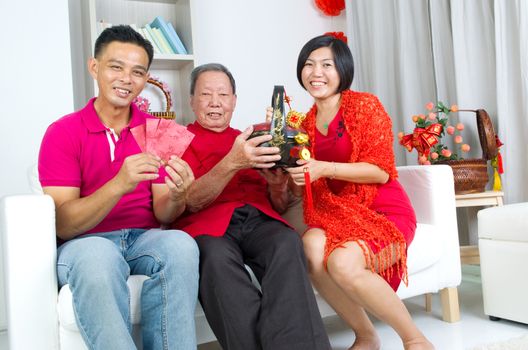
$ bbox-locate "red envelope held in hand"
[131,118,194,162]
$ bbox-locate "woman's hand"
[286,159,332,186]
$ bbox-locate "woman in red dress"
[286,34,434,350]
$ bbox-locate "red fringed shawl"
[302,90,408,286]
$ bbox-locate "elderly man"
[172,63,330,350]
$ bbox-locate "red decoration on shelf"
[315,0,345,16]
[324,31,348,44]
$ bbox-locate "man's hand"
[227,126,282,170]
[259,167,290,213]
[164,155,195,201]
[259,168,289,193]
[113,153,162,194]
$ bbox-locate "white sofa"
[478,202,528,324]
[0,165,461,349]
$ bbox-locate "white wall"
[191,0,345,130]
[0,0,73,331]
[0,1,74,197]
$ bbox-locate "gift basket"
[249,85,311,167]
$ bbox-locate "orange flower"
[412,115,419,123]
[426,102,434,111]
[430,152,439,160]
[456,123,464,131]
[461,144,471,152]
[454,135,463,144]
[441,149,452,157]
[450,105,458,112]
[446,125,455,135]
[397,131,404,140]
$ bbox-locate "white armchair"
[0,164,461,349]
[478,202,528,324]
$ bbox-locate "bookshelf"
[82,0,196,125]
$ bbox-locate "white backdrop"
[0,0,74,331]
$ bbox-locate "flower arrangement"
[398,101,472,165]
[133,95,151,113]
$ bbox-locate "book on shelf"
[136,26,161,54]
[152,27,176,54]
[150,16,188,55]
[144,24,167,54]
[138,27,161,54]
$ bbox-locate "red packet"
[130,124,146,152]
[145,118,194,161]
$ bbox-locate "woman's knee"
[302,231,326,276]
[326,246,366,290]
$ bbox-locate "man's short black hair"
[94,25,154,69]
[296,35,354,93]
[190,63,236,95]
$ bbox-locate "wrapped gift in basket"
[248,85,311,167]
[399,102,503,194]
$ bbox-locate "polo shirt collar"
[81,97,147,132]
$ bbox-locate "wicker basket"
[438,109,497,194]
[147,78,176,120]
[439,159,488,194]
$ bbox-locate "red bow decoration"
[400,124,443,157]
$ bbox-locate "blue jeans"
[57,229,199,350]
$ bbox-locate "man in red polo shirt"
[38,25,199,349]
[173,63,330,350]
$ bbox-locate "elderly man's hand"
[259,168,289,193]
[228,126,282,169]
[164,155,195,201]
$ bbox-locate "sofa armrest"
[397,165,461,288]
[1,194,60,350]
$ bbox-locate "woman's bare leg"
[303,229,380,350]
[326,241,434,350]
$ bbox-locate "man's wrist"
[268,182,288,193]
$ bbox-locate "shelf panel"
[151,54,194,69]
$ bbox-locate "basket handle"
[147,78,172,113]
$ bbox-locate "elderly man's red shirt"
[172,122,288,237]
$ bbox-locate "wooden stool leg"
[425,293,432,312]
[440,287,460,322]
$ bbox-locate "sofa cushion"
[478,202,528,241]
[407,223,442,275]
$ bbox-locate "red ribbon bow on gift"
[400,123,443,157]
